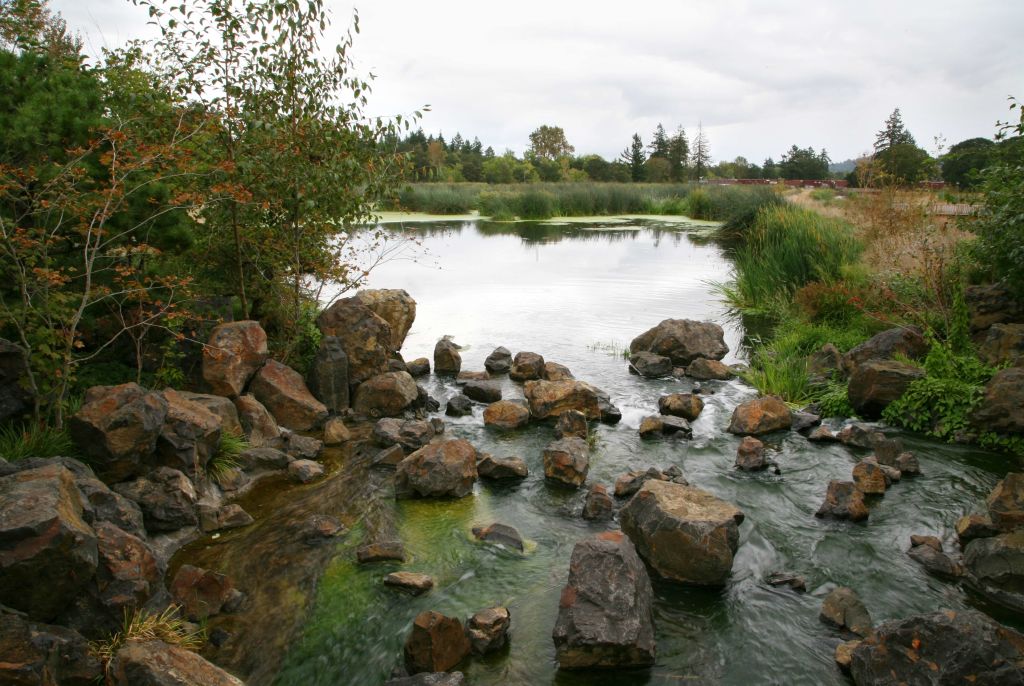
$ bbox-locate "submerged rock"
[386,673,465,686]
[201,320,269,397]
[472,522,524,552]
[384,572,434,596]
[628,351,672,378]
[467,606,511,655]
[908,541,964,580]
[815,481,869,522]
[619,480,745,586]
[287,459,324,483]
[629,318,728,366]
[766,572,807,593]
[552,531,656,669]
[820,586,873,637]
[395,439,478,499]
[357,541,406,564]
[170,564,238,621]
[543,437,589,488]
[404,611,470,674]
[849,609,1024,685]
[727,396,792,435]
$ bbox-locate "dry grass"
[91,605,205,671]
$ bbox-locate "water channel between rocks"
[175,217,1020,686]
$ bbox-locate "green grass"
[0,421,76,461]
[207,430,248,485]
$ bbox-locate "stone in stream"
[766,572,807,593]
[963,531,1024,613]
[658,393,704,421]
[113,467,198,533]
[815,481,869,522]
[484,346,513,374]
[307,336,350,413]
[685,357,733,380]
[628,351,673,378]
[108,639,245,686]
[909,534,942,551]
[201,320,269,397]
[323,416,351,445]
[554,410,589,439]
[374,418,436,453]
[301,514,345,544]
[287,459,324,483]
[619,480,745,586]
[404,611,471,674]
[849,609,1024,685]
[543,437,590,488]
[552,531,656,669]
[614,468,667,498]
[543,361,574,381]
[352,371,419,418]
[834,639,860,673]
[986,472,1024,531]
[482,400,530,430]
[629,318,729,366]
[68,382,168,483]
[445,395,473,417]
[807,425,839,443]
[835,422,884,449]
[433,337,462,375]
[386,673,465,686]
[852,459,888,495]
[895,451,921,476]
[638,415,664,439]
[284,433,323,460]
[819,587,873,637]
[198,503,254,533]
[472,522,524,552]
[582,484,614,521]
[170,564,239,621]
[467,606,511,655]
[394,439,478,499]
[727,396,792,435]
[373,445,407,469]
[908,541,964,580]
[456,371,490,385]
[956,513,999,545]
[509,351,545,382]
[384,572,434,596]
[250,359,328,431]
[735,436,768,471]
[357,541,406,564]
[790,410,820,433]
[476,454,528,480]
[406,357,431,377]
[0,463,98,622]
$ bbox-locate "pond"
[182,217,1020,686]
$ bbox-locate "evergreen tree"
[691,123,710,180]
[620,133,646,182]
[667,126,689,181]
[648,123,669,159]
[874,107,916,152]
[762,157,778,179]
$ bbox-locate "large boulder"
[508,351,545,382]
[816,481,869,521]
[0,338,31,423]
[544,361,575,381]
[972,367,1024,435]
[524,379,603,420]
[987,473,1024,530]
[964,531,1024,612]
[543,437,589,488]
[482,400,530,430]
[0,464,97,621]
[659,393,704,421]
[629,319,728,366]
[555,410,589,439]
[355,289,416,351]
[353,371,419,418]
[395,439,477,499]
[463,380,501,403]
[156,389,222,479]
[108,639,244,686]
[686,357,733,381]
[727,396,792,435]
[842,325,928,373]
[307,336,350,413]
[979,323,1024,368]
[847,360,925,419]
[373,418,436,453]
[628,352,672,378]
[232,394,281,448]
[484,346,512,374]
[317,296,393,386]
[552,531,656,669]
[176,392,242,436]
[69,383,168,483]
[250,359,328,431]
[967,283,1024,333]
[467,606,511,655]
[849,609,1024,685]
[112,467,197,533]
[0,612,102,685]
[201,320,269,397]
[404,611,471,674]
[433,338,462,375]
[89,522,160,629]
[619,480,744,586]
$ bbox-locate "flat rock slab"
[384,572,434,595]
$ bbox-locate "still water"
[198,218,1019,685]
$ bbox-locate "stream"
[175,217,1020,686]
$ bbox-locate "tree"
[667,126,688,181]
[581,154,611,181]
[691,123,710,180]
[779,145,829,180]
[643,156,670,182]
[648,123,669,159]
[527,125,573,160]
[874,107,916,152]
[942,137,996,189]
[762,157,778,179]
[875,143,934,185]
[620,133,646,182]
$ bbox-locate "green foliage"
[515,189,557,220]
[779,145,830,180]
[686,188,713,219]
[739,348,812,404]
[289,300,324,377]
[728,206,862,309]
[942,137,996,189]
[0,420,75,461]
[713,186,784,237]
[91,605,205,674]
[620,133,646,182]
[207,430,247,485]
[815,379,856,418]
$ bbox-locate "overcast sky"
[52,0,1024,164]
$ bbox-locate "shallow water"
[188,217,1020,685]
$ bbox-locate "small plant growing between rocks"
[207,431,248,485]
[90,605,206,675]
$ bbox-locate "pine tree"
[691,123,710,180]
[648,123,669,159]
[874,108,916,152]
[620,133,646,182]
[667,126,689,181]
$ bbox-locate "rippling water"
[210,218,1018,686]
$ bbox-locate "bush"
[91,606,205,675]
[0,421,76,461]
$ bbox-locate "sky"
[52,0,1024,165]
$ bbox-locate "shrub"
[0,421,76,461]
[207,430,248,485]
[91,606,205,674]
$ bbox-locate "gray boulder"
[434,338,462,375]
[112,467,197,533]
[629,318,728,366]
